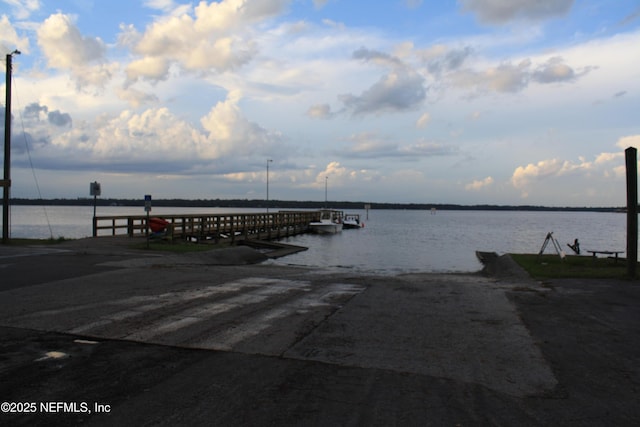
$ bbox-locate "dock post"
[625,147,637,278]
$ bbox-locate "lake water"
[3,206,628,274]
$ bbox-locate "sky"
[1,0,639,207]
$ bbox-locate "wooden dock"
[93,211,320,243]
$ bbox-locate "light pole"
[266,159,273,213]
[324,176,328,208]
[2,49,20,244]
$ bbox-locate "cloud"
[22,102,71,128]
[508,140,638,198]
[465,176,494,190]
[36,13,114,89]
[125,56,171,84]
[510,159,559,199]
[143,0,176,12]
[11,92,288,175]
[594,151,622,166]
[615,135,640,150]
[352,47,403,67]
[448,56,591,94]
[460,0,574,25]
[2,0,41,19]
[47,110,72,127]
[339,48,426,115]
[342,133,457,159]
[531,57,579,84]
[116,86,160,108]
[451,59,531,93]
[69,92,285,169]
[342,135,399,158]
[311,161,375,188]
[2,103,71,155]
[200,91,285,159]
[420,45,473,75]
[306,103,334,119]
[125,0,289,84]
[0,15,30,54]
[76,108,203,167]
[416,112,430,128]
[117,23,141,49]
[37,13,105,68]
[406,141,458,157]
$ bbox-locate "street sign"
[90,181,101,196]
[144,194,152,212]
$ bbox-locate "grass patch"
[510,253,634,280]
[6,237,72,245]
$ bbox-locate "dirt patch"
[476,251,533,281]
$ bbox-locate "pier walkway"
[92,210,320,242]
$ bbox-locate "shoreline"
[9,197,626,212]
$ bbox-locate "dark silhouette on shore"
[8,198,626,213]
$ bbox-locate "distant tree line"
[8,198,626,212]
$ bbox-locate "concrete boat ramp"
[0,238,638,425]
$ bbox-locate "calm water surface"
[273,209,626,274]
[5,206,627,274]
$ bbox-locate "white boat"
[343,213,363,229]
[309,209,343,234]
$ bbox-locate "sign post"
[90,182,101,236]
[144,195,152,248]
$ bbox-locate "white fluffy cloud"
[36,13,114,88]
[0,14,29,54]
[511,158,593,191]
[616,135,640,150]
[199,91,285,159]
[311,161,374,189]
[466,176,494,191]
[37,14,105,68]
[14,91,287,174]
[124,0,289,84]
[509,135,640,199]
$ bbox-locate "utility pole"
[324,176,328,208]
[266,159,272,213]
[625,147,637,278]
[2,50,20,244]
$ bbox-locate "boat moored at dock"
[343,213,363,229]
[309,209,343,234]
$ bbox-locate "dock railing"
[93,211,320,242]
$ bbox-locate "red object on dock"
[149,217,169,232]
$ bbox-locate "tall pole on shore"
[3,50,20,244]
[266,159,272,213]
[324,176,328,208]
[625,147,637,278]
